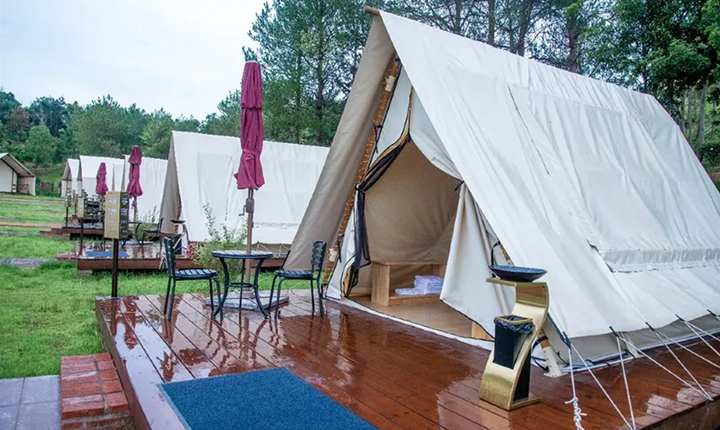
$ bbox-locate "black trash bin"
[493,315,534,368]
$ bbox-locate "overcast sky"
[0,0,266,119]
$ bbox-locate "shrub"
[700,141,720,166]
[192,204,247,280]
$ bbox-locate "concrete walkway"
[0,375,60,430]
[0,222,58,229]
[0,258,53,269]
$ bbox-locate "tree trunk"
[453,0,462,34]
[685,89,694,142]
[315,4,325,145]
[295,50,302,144]
[695,80,709,154]
[515,0,534,56]
[567,24,580,73]
[488,0,495,46]
[711,100,717,139]
[681,90,689,134]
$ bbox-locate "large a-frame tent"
[121,155,167,221]
[61,159,80,197]
[286,11,720,361]
[78,155,125,198]
[160,131,329,249]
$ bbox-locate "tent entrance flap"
[346,90,414,296]
[344,140,460,298]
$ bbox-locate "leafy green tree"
[387,0,485,40]
[0,90,22,125]
[3,107,31,142]
[27,97,68,137]
[200,90,242,137]
[68,96,145,157]
[531,0,612,74]
[25,125,56,167]
[142,110,199,158]
[246,0,373,146]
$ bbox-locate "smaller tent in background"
[159,131,329,251]
[78,156,125,198]
[122,154,167,221]
[0,153,35,195]
[61,159,80,197]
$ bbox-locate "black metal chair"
[162,237,222,321]
[138,217,163,244]
[270,240,327,317]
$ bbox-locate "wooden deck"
[96,290,720,430]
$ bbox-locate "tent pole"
[322,55,402,293]
[363,5,380,16]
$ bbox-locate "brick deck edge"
[60,353,133,430]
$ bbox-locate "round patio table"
[211,250,274,318]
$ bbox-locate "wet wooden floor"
[96,290,720,430]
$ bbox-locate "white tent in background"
[61,159,80,197]
[0,153,35,195]
[122,155,167,221]
[78,155,125,198]
[160,131,329,250]
[286,11,720,362]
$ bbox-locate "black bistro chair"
[162,237,222,321]
[137,217,163,244]
[270,240,327,317]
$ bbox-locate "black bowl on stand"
[489,265,547,283]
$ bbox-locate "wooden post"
[111,238,119,297]
[79,218,84,257]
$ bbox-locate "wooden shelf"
[371,260,446,306]
[386,293,440,307]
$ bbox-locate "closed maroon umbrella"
[234,61,264,256]
[126,146,143,220]
[96,163,108,196]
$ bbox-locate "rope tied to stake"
[564,332,636,430]
[563,337,586,430]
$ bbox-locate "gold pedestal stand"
[479,278,549,410]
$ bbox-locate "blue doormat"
[84,251,129,258]
[159,368,377,430]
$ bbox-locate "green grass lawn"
[0,192,309,379]
[0,194,66,226]
[0,235,74,258]
[0,261,306,379]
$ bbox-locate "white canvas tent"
[160,131,329,249]
[61,159,80,197]
[286,11,720,362]
[0,153,35,195]
[122,155,167,221]
[78,156,125,198]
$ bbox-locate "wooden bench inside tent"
[370,260,446,306]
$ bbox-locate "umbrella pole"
[245,189,254,283]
